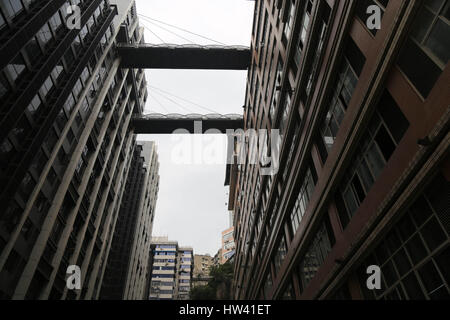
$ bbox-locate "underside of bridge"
[117,44,251,70]
[132,114,244,134]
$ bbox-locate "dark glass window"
[356,173,450,300]
[398,0,449,97]
[5,53,26,83]
[318,37,365,161]
[335,91,409,228]
[273,235,287,275]
[298,215,335,292]
[1,0,24,20]
[290,165,316,233]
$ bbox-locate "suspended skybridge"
[131,113,244,134]
[117,44,251,70]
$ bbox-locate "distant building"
[221,227,235,264]
[213,248,222,267]
[177,246,194,300]
[193,254,213,278]
[100,141,159,300]
[148,237,193,300]
[192,254,213,288]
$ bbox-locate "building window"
[411,0,450,64]
[0,200,22,233]
[398,0,449,98]
[290,165,317,234]
[0,0,24,20]
[298,216,335,292]
[357,173,449,300]
[274,235,287,275]
[294,0,314,66]
[39,76,54,101]
[279,92,291,135]
[223,231,233,241]
[0,72,10,100]
[283,0,296,44]
[37,23,53,48]
[335,91,409,229]
[319,60,358,151]
[51,64,64,84]
[259,11,268,65]
[254,2,264,46]
[11,116,31,144]
[317,37,366,161]
[0,9,5,30]
[303,3,331,97]
[282,119,300,182]
[300,0,313,45]
[263,271,273,299]
[49,11,63,33]
[281,282,295,299]
[269,59,284,122]
[0,138,14,173]
[5,53,26,83]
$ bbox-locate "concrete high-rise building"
[177,246,194,300]
[193,254,213,278]
[148,237,178,300]
[192,254,213,288]
[0,0,149,299]
[221,227,235,264]
[100,141,159,300]
[228,0,449,300]
[213,248,222,267]
[148,237,194,300]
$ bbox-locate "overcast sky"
[134,0,254,255]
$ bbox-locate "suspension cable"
[139,16,195,44]
[148,93,170,113]
[141,24,166,44]
[149,88,195,114]
[148,85,219,114]
[138,13,226,45]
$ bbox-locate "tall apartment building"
[192,254,213,288]
[100,141,159,300]
[221,227,236,264]
[213,248,222,267]
[0,0,149,299]
[148,237,194,300]
[193,254,213,278]
[229,0,449,300]
[177,246,193,300]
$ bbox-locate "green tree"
[189,285,216,300]
[190,261,234,300]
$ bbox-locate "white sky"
[135,0,254,255]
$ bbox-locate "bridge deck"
[132,114,244,134]
[117,44,251,70]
